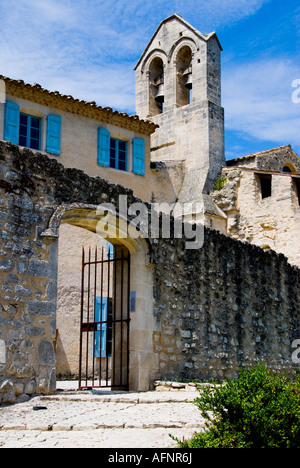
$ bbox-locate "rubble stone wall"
[151,230,300,383]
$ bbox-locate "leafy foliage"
[212,176,227,191]
[176,364,300,448]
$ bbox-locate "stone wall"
[0,144,58,402]
[0,141,299,402]
[151,230,300,382]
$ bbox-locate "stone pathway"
[0,386,205,448]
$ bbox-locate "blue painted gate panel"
[94,297,108,358]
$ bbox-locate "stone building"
[135,14,225,209]
[211,145,300,267]
[0,14,299,403]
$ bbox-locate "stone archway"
[44,203,157,392]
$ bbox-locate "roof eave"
[1,75,158,136]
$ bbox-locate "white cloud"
[21,0,77,24]
[2,0,298,156]
[223,59,300,149]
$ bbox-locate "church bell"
[185,72,192,90]
[155,83,165,103]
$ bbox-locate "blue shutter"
[4,101,20,144]
[94,297,108,358]
[132,138,145,175]
[46,114,61,155]
[107,241,114,259]
[98,127,110,167]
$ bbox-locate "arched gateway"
[43,203,156,392]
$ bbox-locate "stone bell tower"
[135,14,225,208]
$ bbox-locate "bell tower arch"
[135,14,225,203]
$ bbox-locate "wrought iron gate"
[78,245,130,390]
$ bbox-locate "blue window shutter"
[4,101,20,144]
[132,138,145,175]
[98,127,110,166]
[46,114,61,155]
[107,241,114,259]
[94,297,108,358]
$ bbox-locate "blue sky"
[0,0,299,160]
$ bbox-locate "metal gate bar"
[78,245,130,390]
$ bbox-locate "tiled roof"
[0,75,158,135]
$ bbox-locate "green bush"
[176,364,300,448]
[213,176,227,191]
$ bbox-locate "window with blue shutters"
[4,102,62,156]
[132,138,145,175]
[4,102,41,150]
[98,127,127,172]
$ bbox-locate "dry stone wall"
[151,231,300,382]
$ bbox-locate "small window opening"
[283,164,296,173]
[259,174,272,199]
[294,178,300,206]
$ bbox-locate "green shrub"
[213,176,227,191]
[176,364,300,448]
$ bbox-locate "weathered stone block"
[28,260,53,278]
[38,341,56,366]
[24,379,37,395]
[27,300,56,317]
[0,378,13,393]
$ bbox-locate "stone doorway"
[54,205,157,392]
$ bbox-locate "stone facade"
[0,74,184,207]
[0,141,157,401]
[0,144,58,402]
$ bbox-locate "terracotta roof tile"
[0,75,158,135]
